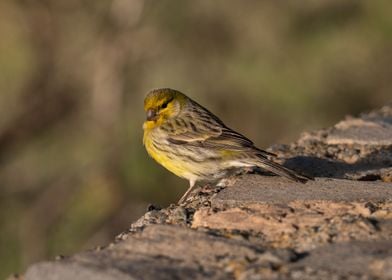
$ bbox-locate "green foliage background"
[0,0,391,278]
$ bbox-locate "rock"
[25,262,135,280]
[326,106,392,146]
[210,176,392,206]
[23,106,392,280]
[192,176,392,250]
[290,241,392,279]
[277,106,392,182]
[25,225,299,280]
[297,105,392,146]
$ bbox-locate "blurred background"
[0,0,391,278]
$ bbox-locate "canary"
[143,88,309,203]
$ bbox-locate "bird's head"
[143,88,187,129]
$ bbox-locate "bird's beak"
[146,108,157,121]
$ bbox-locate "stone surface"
[192,176,392,251]
[326,106,392,146]
[23,106,392,280]
[211,176,392,206]
[291,241,392,278]
[25,225,299,280]
[296,105,392,146]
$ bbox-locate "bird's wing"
[204,128,276,158]
[163,113,275,157]
[162,113,223,143]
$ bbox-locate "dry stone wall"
[24,106,392,280]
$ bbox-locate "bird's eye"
[160,97,173,110]
[161,102,169,109]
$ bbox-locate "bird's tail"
[251,155,311,183]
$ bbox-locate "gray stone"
[25,225,297,280]
[22,106,392,280]
[25,262,136,280]
[298,105,392,146]
[326,117,392,145]
[192,175,392,251]
[292,241,392,279]
[211,175,392,207]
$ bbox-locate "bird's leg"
[178,179,197,204]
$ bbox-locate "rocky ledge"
[24,106,392,280]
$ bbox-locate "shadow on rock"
[283,147,392,180]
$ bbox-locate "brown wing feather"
[163,105,275,158]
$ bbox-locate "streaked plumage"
[143,88,309,203]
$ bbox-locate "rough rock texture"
[193,177,392,251]
[24,106,392,280]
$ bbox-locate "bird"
[143,88,310,203]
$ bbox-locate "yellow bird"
[143,88,309,203]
